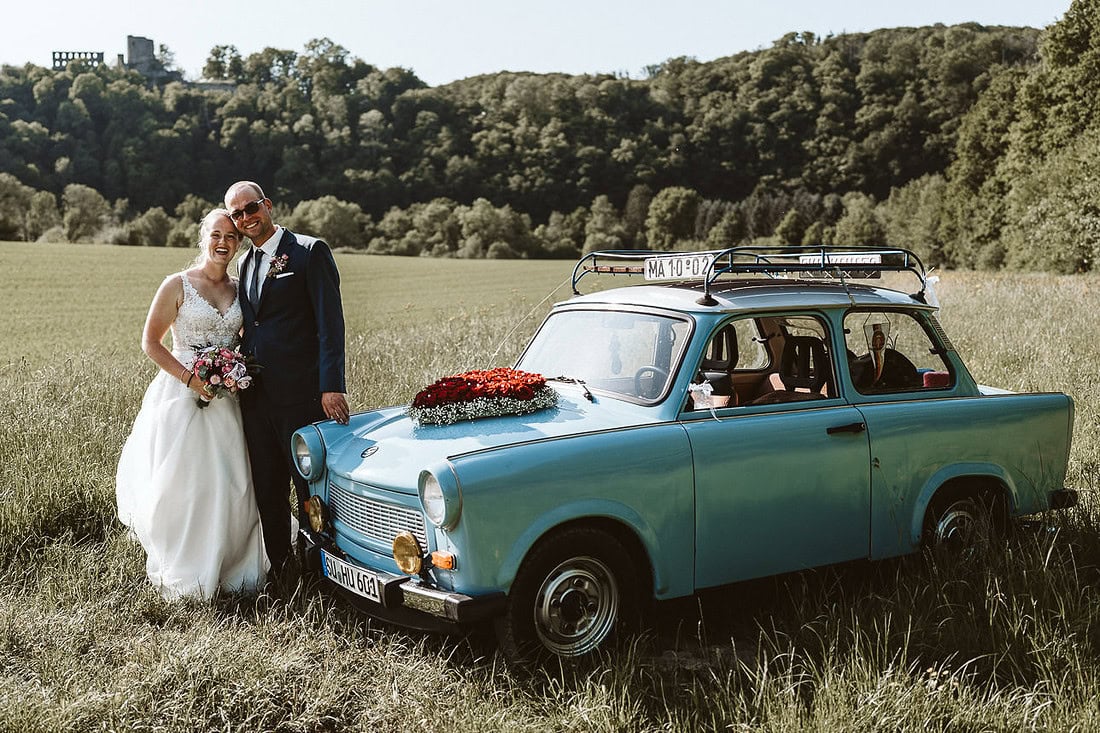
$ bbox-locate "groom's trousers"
[240,395,326,573]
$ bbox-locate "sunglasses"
[229,197,266,221]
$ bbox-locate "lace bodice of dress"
[171,274,243,363]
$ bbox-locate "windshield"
[517,309,691,402]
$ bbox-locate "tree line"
[0,2,1098,272]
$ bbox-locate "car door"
[683,315,872,589]
[839,308,964,559]
[686,404,871,587]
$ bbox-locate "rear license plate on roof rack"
[798,253,882,279]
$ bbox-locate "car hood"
[314,387,657,494]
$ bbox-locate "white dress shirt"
[246,226,284,304]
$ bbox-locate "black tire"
[923,494,998,558]
[495,527,641,664]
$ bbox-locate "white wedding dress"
[116,274,269,600]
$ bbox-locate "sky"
[8,1,1075,88]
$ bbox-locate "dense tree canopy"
[937,0,1100,272]
[0,8,1095,271]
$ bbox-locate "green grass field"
[2,242,1099,731]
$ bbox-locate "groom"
[226,181,349,575]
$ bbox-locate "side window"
[690,315,836,410]
[747,315,836,404]
[782,315,829,342]
[843,310,954,394]
[689,319,767,410]
[733,320,769,371]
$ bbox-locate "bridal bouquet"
[407,367,557,426]
[191,345,260,408]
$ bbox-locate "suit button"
[254,321,260,326]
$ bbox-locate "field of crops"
[1,242,1098,731]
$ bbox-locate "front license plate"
[321,549,382,603]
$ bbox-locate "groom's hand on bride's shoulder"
[322,392,349,425]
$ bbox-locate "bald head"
[224,181,276,246]
[224,181,265,207]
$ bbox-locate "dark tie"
[249,249,264,311]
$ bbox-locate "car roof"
[563,278,929,315]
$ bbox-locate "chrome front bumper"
[299,528,506,630]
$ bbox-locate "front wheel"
[495,527,640,664]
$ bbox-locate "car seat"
[751,336,830,404]
[698,325,738,400]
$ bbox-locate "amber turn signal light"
[430,551,455,570]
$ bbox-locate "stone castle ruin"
[51,51,105,69]
[52,35,180,83]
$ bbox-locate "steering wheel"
[634,365,669,399]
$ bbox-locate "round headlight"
[392,531,422,575]
[292,430,324,481]
[418,467,462,529]
[419,473,446,526]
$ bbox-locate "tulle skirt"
[116,370,269,600]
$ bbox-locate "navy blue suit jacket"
[238,229,346,407]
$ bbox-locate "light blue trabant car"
[292,246,1077,662]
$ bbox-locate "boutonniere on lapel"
[266,254,290,279]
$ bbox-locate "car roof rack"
[572,245,929,305]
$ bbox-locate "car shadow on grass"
[205,520,1075,677]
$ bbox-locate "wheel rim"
[933,500,982,552]
[532,556,619,657]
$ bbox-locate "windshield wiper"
[549,375,595,402]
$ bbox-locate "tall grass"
[1,243,1098,730]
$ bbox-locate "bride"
[116,208,269,599]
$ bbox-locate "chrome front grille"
[328,482,428,548]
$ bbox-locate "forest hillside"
[1,1,1098,271]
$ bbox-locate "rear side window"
[843,310,953,394]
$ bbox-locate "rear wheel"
[924,493,1000,558]
[496,527,640,664]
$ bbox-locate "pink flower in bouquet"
[190,345,262,408]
